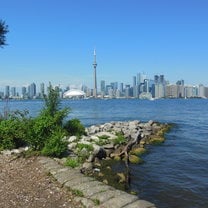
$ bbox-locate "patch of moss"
[129,155,143,164]
[149,136,165,145]
[130,147,146,156]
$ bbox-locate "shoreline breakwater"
[66,120,171,193]
[1,119,171,207]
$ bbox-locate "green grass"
[64,157,80,168]
[76,143,94,152]
[71,189,84,197]
[113,133,126,145]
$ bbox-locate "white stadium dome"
[63,89,85,99]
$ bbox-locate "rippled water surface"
[1,98,208,208]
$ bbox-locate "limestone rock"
[68,136,77,143]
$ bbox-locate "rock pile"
[66,120,171,174]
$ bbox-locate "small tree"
[0,20,8,47]
[27,83,70,151]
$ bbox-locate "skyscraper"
[40,83,45,98]
[93,49,97,97]
[28,83,36,99]
[5,85,9,98]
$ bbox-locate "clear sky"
[1,0,208,90]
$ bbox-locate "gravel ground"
[0,154,83,208]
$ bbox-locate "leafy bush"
[0,83,86,159]
[26,83,69,151]
[41,128,68,157]
[0,110,32,150]
[64,118,85,136]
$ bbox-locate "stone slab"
[90,189,124,204]
[64,175,94,187]
[54,169,80,185]
[101,192,138,208]
[123,200,156,208]
[74,197,95,208]
[70,180,111,197]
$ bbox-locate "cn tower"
[93,49,97,97]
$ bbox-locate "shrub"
[64,118,85,137]
[41,128,68,157]
[26,83,69,151]
[0,110,32,150]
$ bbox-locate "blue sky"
[0,0,208,90]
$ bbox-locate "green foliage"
[29,109,68,150]
[71,189,84,197]
[75,143,94,162]
[65,157,80,168]
[0,84,86,159]
[113,132,126,145]
[26,83,69,151]
[0,20,9,47]
[64,118,85,137]
[76,143,94,152]
[93,199,100,206]
[0,110,32,150]
[42,83,61,117]
[41,128,67,157]
[96,135,110,146]
[98,135,109,140]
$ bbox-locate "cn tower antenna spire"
[93,48,97,98]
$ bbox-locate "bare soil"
[0,154,83,208]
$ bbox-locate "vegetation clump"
[0,83,85,158]
[65,157,80,168]
[113,132,126,145]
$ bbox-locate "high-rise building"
[40,83,45,98]
[137,72,147,94]
[100,80,105,92]
[5,85,9,98]
[154,75,159,84]
[22,86,27,98]
[159,75,165,84]
[11,87,16,97]
[93,49,97,97]
[166,85,178,98]
[28,83,36,99]
[198,84,205,98]
[120,83,124,93]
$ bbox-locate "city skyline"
[1,0,208,88]
[1,71,208,100]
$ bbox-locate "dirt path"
[0,154,83,208]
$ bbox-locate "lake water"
[1,98,208,208]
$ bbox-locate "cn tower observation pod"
[63,89,86,99]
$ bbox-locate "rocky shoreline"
[65,120,171,191]
[1,120,171,207]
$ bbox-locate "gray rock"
[148,120,154,126]
[68,136,77,143]
[103,143,115,149]
[90,135,99,143]
[92,144,106,159]
[82,162,93,171]
[67,142,76,150]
